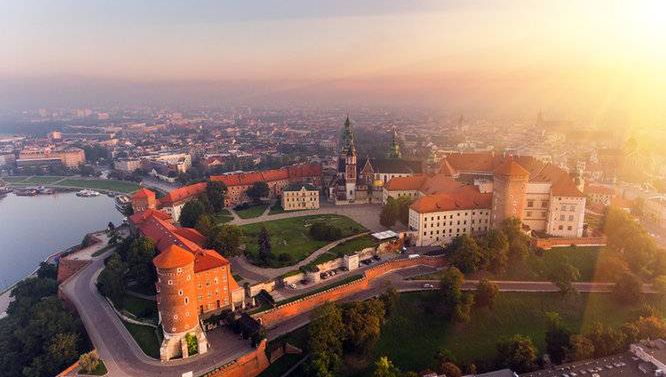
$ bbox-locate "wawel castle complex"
[128,117,587,360]
[334,117,587,246]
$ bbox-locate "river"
[0,192,124,290]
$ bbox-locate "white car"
[288,283,297,289]
[423,283,434,289]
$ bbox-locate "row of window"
[424,211,489,221]
[527,200,549,208]
[423,218,489,228]
[423,225,489,237]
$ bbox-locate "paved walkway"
[229,232,371,282]
[228,202,387,232]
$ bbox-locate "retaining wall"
[533,235,607,250]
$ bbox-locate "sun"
[621,0,666,45]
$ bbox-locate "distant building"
[645,197,666,230]
[585,184,616,207]
[282,183,319,211]
[211,163,321,207]
[17,147,85,168]
[114,158,142,172]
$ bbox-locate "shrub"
[185,333,198,355]
[79,351,100,374]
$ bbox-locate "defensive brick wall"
[256,256,446,326]
[532,235,607,250]
[203,339,270,377]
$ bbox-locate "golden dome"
[373,179,384,187]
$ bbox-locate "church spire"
[341,115,356,156]
[387,127,401,159]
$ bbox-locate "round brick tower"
[153,244,198,335]
[492,158,530,228]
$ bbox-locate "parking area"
[522,353,648,377]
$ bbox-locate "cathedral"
[331,116,423,204]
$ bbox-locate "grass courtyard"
[241,215,367,267]
[346,291,666,376]
[235,203,269,219]
[415,246,605,282]
[57,178,140,193]
[121,295,158,322]
[122,321,161,359]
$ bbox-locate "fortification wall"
[256,256,446,326]
[203,339,270,377]
[533,236,607,250]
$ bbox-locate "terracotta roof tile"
[210,163,321,187]
[494,159,530,177]
[410,186,492,213]
[132,188,156,200]
[193,249,229,273]
[158,182,207,206]
[153,244,195,269]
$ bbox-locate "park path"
[228,202,386,232]
[229,232,371,282]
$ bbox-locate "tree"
[98,253,126,303]
[310,222,343,241]
[185,332,198,355]
[613,271,642,304]
[545,312,572,364]
[380,285,399,317]
[373,356,402,377]
[308,302,345,377]
[195,214,214,238]
[439,362,462,377]
[566,335,595,361]
[179,199,206,228]
[500,218,530,261]
[247,181,269,203]
[258,226,272,264]
[482,229,509,274]
[438,267,474,322]
[396,196,412,225]
[475,279,499,309]
[126,237,156,286]
[206,181,228,212]
[449,235,484,273]
[496,335,538,373]
[380,197,399,227]
[208,224,244,257]
[586,322,626,357]
[549,262,580,296]
[652,275,666,296]
[79,350,101,374]
[343,299,385,354]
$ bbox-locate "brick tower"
[131,188,157,213]
[491,158,530,228]
[154,244,208,360]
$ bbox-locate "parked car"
[423,283,434,289]
[288,283,297,289]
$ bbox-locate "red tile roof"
[129,208,171,224]
[193,249,228,273]
[585,185,615,196]
[153,244,195,269]
[410,186,493,213]
[494,159,530,177]
[158,182,207,206]
[210,163,321,187]
[132,188,156,200]
[384,173,464,195]
[385,175,427,191]
[131,209,230,272]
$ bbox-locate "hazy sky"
[2,0,666,119]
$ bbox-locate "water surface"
[0,192,123,290]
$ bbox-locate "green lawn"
[122,321,161,359]
[328,235,378,257]
[268,201,285,215]
[235,204,269,219]
[1,176,29,183]
[215,209,235,224]
[21,175,65,184]
[348,291,666,376]
[415,246,604,282]
[242,215,367,267]
[122,295,158,321]
[57,178,140,193]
